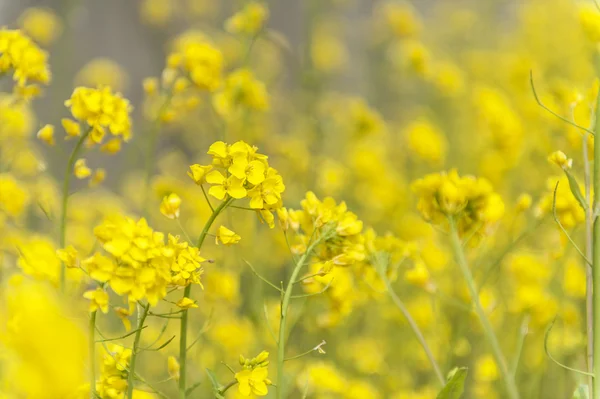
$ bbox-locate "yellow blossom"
[548,150,572,169]
[74,158,91,179]
[36,124,55,146]
[160,193,182,219]
[65,86,133,144]
[61,118,81,138]
[19,8,62,46]
[83,288,110,313]
[90,168,106,187]
[188,164,213,184]
[168,356,180,381]
[56,245,78,268]
[225,1,269,36]
[176,297,198,309]
[216,225,241,245]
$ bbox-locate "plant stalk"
[592,66,600,398]
[276,232,326,399]
[127,303,150,399]
[178,197,232,399]
[59,129,90,290]
[448,218,519,399]
[89,311,97,399]
[380,272,445,386]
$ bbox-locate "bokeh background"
[1,0,599,398]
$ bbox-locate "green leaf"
[205,368,224,399]
[186,381,202,397]
[573,384,590,399]
[564,169,588,211]
[436,367,468,399]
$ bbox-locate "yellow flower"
[412,170,504,236]
[405,119,447,165]
[168,356,180,381]
[188,164,213,184]
[235,366,270,396]
[248,171,285,209]
[74,158,91,179]
[213,69,269,117]
[0,173,29,217]
[229,155,266,185]
[90,168,106,187]
[83,288,110,313]
[160,193,182,219]
[19,8,63,46]
[475,355,499,382]
[56,245,78,268]
[100,138,122,154]
[516,193,532,212]
[36,124,55,146]
[167,32,223,91]
[548,150,572,169]
[115,306,133,331]
[176,297,198,309]
[206,170,247,200]
[225,1,269,36]
[0,28,51,88]
[216,225,241,246]
[61,118,81,138]
[65,86,133,144]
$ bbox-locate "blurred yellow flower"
[19,8,62,46]
[160,193,182,219]
[216,225,241,246]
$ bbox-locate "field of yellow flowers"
[5,0,600,398]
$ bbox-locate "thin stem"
[127,303,150,399]
[448,218,520,399]
[219,380,238,395]
[89,311,97,399]
[584,128,594,395]
[530,71,595,136]
[179,198,232,399]
[96,326,147,343]
[510,315,529,376]
[276,231,328,399]
[59,129,91,290]
[592,58,600,399]
[176,219,193,243]
[380,272,445,386]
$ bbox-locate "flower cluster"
[411,169,505,236]
[225,1,269,36]
[88,215,205,305]
[213,68,269,117]
[189,140,285,227]
[235,351,272,397]
[96,345,131,398]
[64,86,133,146]
[0,28,50,94]
[166,32,223,92]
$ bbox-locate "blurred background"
[0,0,598,398]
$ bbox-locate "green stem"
[276,232,327,399]
[448,218,519,399]
[59,129,91,291]
[380,273,445,386]
[220,380,238,395]
[89,311,97,399]
[178,197,232,399]
[592,60,600,399]
[127,303,150,399]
